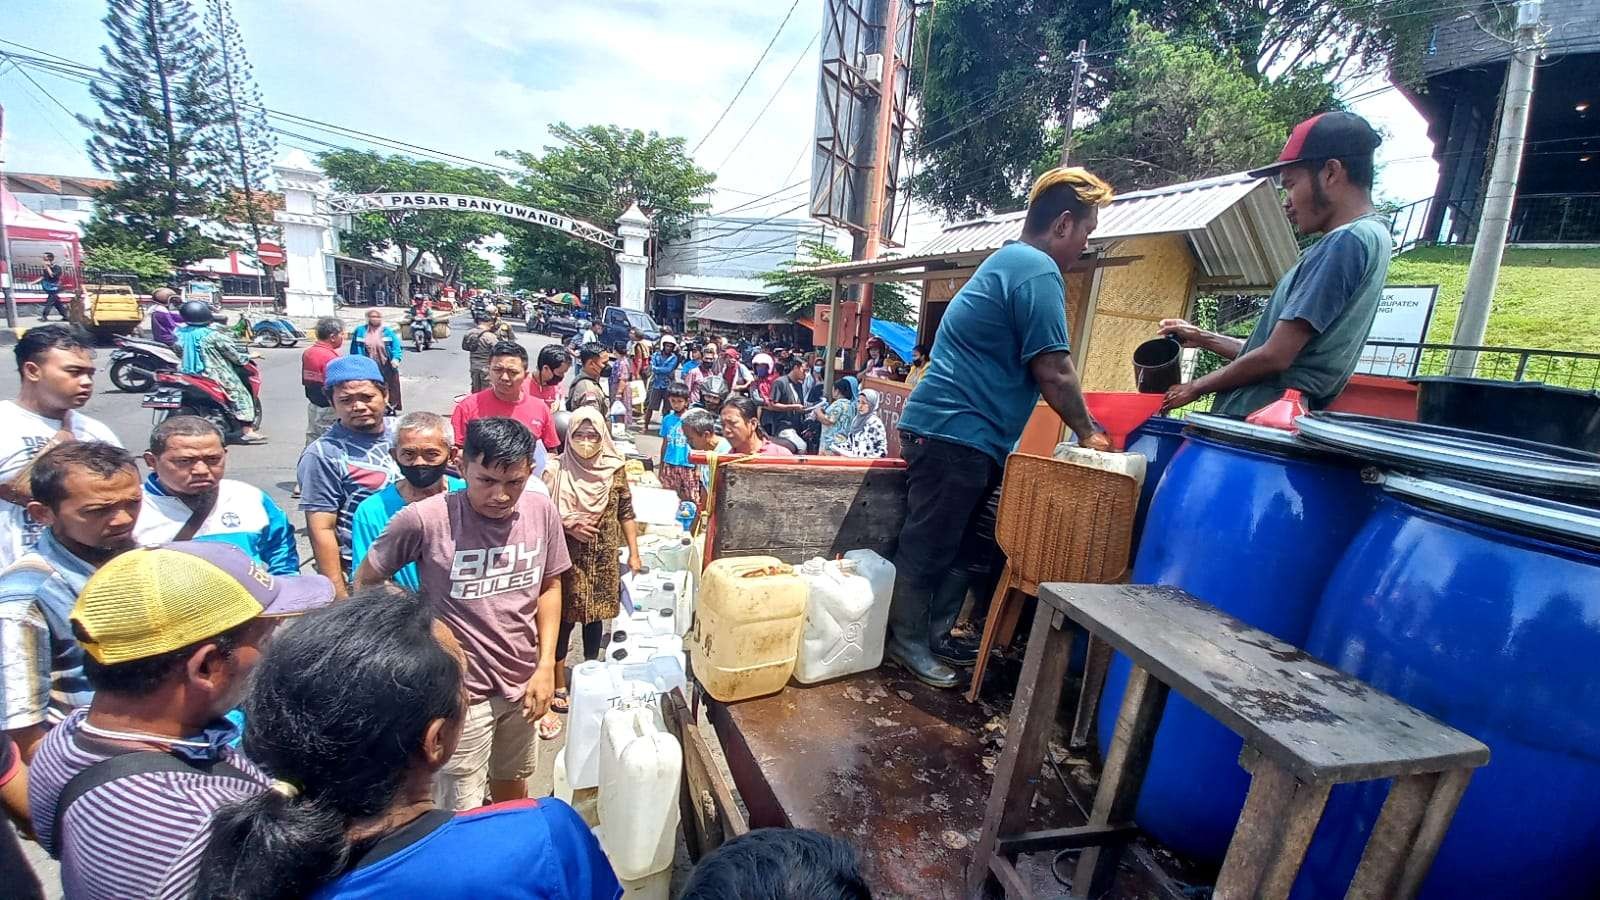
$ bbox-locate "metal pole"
[0,102,17,329]
[855,0,904,361]
[823,277,841,391]
[1448,0,1541,375]
[1058,40,1088,166]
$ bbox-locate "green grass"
[1389,246,1600,352]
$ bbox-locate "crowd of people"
[0,317,877,899]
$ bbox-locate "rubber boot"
[929,568,980,668]
[885,578,960,689]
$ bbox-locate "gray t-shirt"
[1212,214,1394,418]
[363,490,572,704]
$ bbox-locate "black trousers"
[556,619,604,663]
[39,290,67,319]
[893,433,1003,594]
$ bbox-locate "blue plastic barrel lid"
[1382,473,1600,549]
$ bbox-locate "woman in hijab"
[539,406,640,738]
[176,307,266,443]
[830,389,888,459]
[349,308,405,410]
[814,376,858,455]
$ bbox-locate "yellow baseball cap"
[71,542,335,665]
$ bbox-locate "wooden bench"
[970,584,1491,900]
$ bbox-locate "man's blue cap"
[323,354,385,391]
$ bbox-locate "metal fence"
[1359,341,1600,391]
[1387,193,1600,252]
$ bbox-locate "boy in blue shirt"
[656,383,697,504]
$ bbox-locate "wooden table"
[970,584,1491,900]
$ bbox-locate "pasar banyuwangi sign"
[324,192,621,250]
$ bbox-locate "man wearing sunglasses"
[1158,111,1393,417]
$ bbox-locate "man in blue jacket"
[133,415,299,575]
[643,335,681,433]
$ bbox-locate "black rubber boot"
[886,579,960,689]
[929,569,980,667]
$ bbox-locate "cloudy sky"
[2,0,1436,250]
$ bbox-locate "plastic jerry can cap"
[612,630,629,643]
[657,608,673,617]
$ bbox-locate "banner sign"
[1355,285,1439,378]
[325,193,620,250]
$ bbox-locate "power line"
[691,0,802,154]
[717,28,820,170]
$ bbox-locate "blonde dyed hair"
[1027,167,1115,208]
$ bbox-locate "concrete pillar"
[272,149,337,318]
[616,202,650,312]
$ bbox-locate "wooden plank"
[997,823,1139,856]
[989,855,1034,900]
[1039,584,1491,784]
[663,689,748,861]
[711,463,907,565]
[968,608,1075,898]
[1073,665,1170,898]
[1213,757,1331,900]
[1393,768,1473,899]
[1070,635,1114,750]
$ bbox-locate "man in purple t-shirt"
[357,416,570,810]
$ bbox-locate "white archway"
[272,151,651,316]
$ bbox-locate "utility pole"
[854,0,905,364]
[0,103,16,330]
[1059,40,1088,166]
[1448,0,1542,375]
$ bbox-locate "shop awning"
[693,298,794,325]
[870,319,917,362]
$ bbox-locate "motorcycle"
[142,357,263,443]
[109,336,181,393]
[410,311,434,352]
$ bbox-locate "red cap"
[1249,112,1382,179]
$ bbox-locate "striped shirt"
[27,708,269,900]
[0,530,100,730]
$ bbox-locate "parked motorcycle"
[410,311,433,352]
[142,358,263,443]
[109,336,181,393]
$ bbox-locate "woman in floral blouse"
[830,389,887,459]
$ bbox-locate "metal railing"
[1387,193,1600,253]
[1359,341,1600,391]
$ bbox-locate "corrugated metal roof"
[914,172,1298,290]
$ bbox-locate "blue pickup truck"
[559,305,662,348]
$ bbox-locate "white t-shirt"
[0,401,123,568]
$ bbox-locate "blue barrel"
[1295,476,1600,899]
[1098,414,1375,863]
[1124,415,1188,555]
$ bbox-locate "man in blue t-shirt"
[351,411,464,591]
[892,167,1114,688]
[1159,112,1394,418]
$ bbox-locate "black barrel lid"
[1295,412,1600,500]
[1382,473,1600,550]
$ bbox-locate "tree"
[909,0,1437,217]
[82,244,174,293]
[318,150,505,297]
[79,0,229,266]
[1068,20,1337,191]
[203,0,278,261]
[500,124,715,291]
[761,241,916,327]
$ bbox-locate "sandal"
[236,433,269,445]
[549,689,570,715]
[537,711,563,741]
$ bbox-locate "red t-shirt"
[301,342,340,386]
[757,439,795,457]
[532,381,562,406]
[452,387,560,449]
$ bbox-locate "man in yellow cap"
[892,167,1115,687]
[25,541,333,900]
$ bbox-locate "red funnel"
[1084,392,1167,450]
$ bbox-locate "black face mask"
[398,461,448,489]
[542,370,564,387]
[602,362,617,379]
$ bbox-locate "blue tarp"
[870,318,917,363]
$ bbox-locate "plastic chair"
[965,453,1139,741]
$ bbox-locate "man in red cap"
[1159,111,1394,417]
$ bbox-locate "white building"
[2,173,110,232]
[650,214,836,331]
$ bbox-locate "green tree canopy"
[760,241,915,327]
[500,124,715,292]
[910,0,1436,217]
[318,149,505,296]
[82,244,174,293]
[79,0,231,266]
[1070,20,1337,191]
